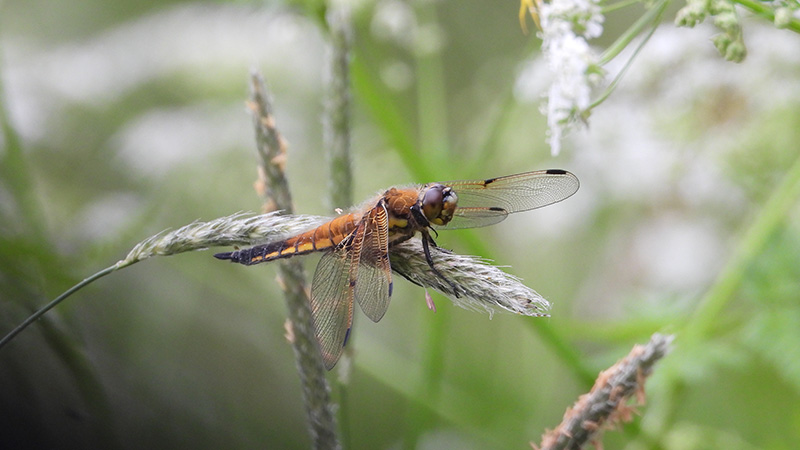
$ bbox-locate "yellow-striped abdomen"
[214,214,359,265]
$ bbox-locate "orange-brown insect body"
[219,187,433,266]
[214,169,580,370]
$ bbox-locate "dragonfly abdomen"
[214,214,359,265]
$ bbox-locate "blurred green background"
[2,0,800,448]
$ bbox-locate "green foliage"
[2,0,800,448]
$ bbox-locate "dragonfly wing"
[442,169,579,229]
[354,202,392,323]
[310,237,359,370]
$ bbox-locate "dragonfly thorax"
[420,184,458,226]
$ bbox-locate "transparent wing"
[310,202,394,369]
[354,202,393,322]
[310,232,360,370]
[440,169,579,229]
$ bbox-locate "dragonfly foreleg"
[420,229,460,297]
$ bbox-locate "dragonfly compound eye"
[439,188,457,225]
[422,185,444,223]
[422,185,457,226]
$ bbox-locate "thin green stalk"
[405,1,451,447]
[0,47,117,444]
[324,7,354,450]
[461,34,602,388]
[0,270,120,447]
[351,59,435,181]
[0,211,341,447]
[249,72,340,450]
[0,265,120,350]
[592,0,668,109]
[325,6,353,212]
[352,52,588,396]
[413,0,450,165]
[526,320,597,386]
[601,0,643,14]
[683,149,800,342]
[562,316,677,342]
[1,211,326,350]
[403,309,449,450]
[472,36,544,170]
[33,297,118,447]
[0,47,48,241]
[733,0,800,34]
[599,0,671,66]
[352,0,602,438]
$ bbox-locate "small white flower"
[538,0,605,155]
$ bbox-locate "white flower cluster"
[538,0,605,155]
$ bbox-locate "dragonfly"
[215,169,579,369]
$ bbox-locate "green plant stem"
[2,211,332,350]
[1,46,117,446]
[683,150,800,342]
[324,7,354,450]
[403,308,449,450]
[601,0,643,14]
[526,320,598,387]
[656,151,800,445]
[0,265,121,350]
[472,36,544,170]
[592,0,667,109]
[599,0,670,66]
[351,58,435,181]
[0,49,47,241]
[249,72,340,450]
[404,1,451,447]
[0,266,128,447]
[351,0,607,437]
[733,0,800,34]
[325,6,353,212]
[414,0,450,165]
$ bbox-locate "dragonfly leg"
[421,230,460,297]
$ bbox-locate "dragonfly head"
[420,184,458,226]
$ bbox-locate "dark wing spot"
[343,327,352,347]
[546,169,567,175]
[349,279,357,288]
[488,207,506,212]
[483,177,498,186]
